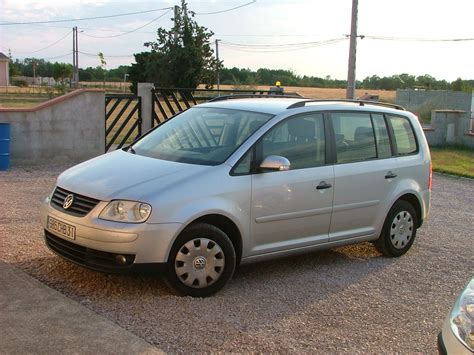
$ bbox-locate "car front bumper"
[40,199,182,272]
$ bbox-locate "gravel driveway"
[1,165,472,353]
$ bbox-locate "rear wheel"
[375,200,417,257]
[165,223,236,297]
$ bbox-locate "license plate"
[47,216,76,240]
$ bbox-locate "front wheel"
[165,223,236,297]
[374,200,418,257]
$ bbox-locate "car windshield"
[132,107,273,165]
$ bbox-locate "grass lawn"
[430,146,474,178]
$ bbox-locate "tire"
[165,223,236,297]
[374,200,418,257]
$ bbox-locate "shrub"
[13,79,28,87]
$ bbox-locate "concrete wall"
[11,76,56,86]
[423,110,474,148]
[0,89,105,165]
[396,90,472,120]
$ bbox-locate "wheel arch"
[395,193,423,228]
[184,214,243,266]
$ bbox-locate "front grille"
[51,186,100,217]
[45,230,135,272]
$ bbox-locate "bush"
[13,79,28,87]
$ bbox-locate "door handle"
[316,181,332,190]
[385,171,397,179]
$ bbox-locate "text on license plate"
[47,216,76,240]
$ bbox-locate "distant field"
[207,84,397,102]
[0,95,59,108]
[0,83,397,109]
[0,83,124,108]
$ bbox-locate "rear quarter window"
[387,115,418,155]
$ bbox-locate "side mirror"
[259,155,291,171]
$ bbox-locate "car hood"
[57,150,211,201]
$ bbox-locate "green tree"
[129,0,219,92]
[452,77,464,91]
[52,62,72,84]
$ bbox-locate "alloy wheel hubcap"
[390,210,414,249]
[175,238,225,289]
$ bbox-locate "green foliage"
[12,79,28,87]
[7,55,474,93]
[52,62,73,84]
[9,60,21,77]
[362,73,451,91]
[219,67,347,88]
[79,66,105,81]
[129,0,219,92]
[128,52,152,94]
[451,77,472,92]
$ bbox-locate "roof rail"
[208,94,304,102]
[286,99,406,111]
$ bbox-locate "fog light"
[115,255,127,265]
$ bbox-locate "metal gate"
[151,87,278,127]
[105,94,141,152]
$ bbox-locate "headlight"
[99,200,152,223]
[450,278,474,352]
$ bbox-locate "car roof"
[199,98,305,115]
[198,98,407,116]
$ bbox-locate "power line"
[4,30,72,54]
[221,38,344,47]
[220,38,346,52]
[80,9,172,39]
[0,7,173,26]
[217,34,309,37]
[78,27,155,34]
[364,35,474,42]
[43,52,73,60]
[78,50,134,58]
[194,0,256,15]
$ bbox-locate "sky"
[0,0,473,82]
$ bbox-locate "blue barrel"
[0,123,11,171]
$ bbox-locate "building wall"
[0,60,9,86]
[0,89,105,165]
[423,110,474,148]
[396,90,472,119]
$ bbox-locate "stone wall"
[423,110,474,148]
[0,89,105,165]
[396,90,472,120]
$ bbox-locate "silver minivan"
[41,97,431,297]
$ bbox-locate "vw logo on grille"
[63,194,74,209]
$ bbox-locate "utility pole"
[75,26,79,86]
[123,73,129,92]
[72,26,79,87]
[346,0,358,99]
[174,5,179,41]
[72,27,76,87]
[215,39,221,94]
[32,59,37,85]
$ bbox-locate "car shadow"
[11,240,401,351]
[15,241,393,309]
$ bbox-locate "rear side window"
[371,114,392,158]
[387,115,417,155]
[332,112,376,163]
